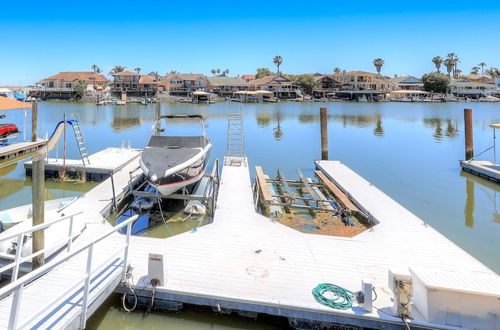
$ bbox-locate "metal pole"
[31,100,38,142]
[110,173,117,211]
[155,102,161,136]
[31,153,45,269]
[464,108,473,161]
[122,221,132,280]
[80,244,94,329]
[494,128,497,164]
[63,114,67,167]
[8,285,24,330]
[320,107,328,160]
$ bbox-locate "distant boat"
[140,115,212,196]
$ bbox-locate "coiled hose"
[312,283,354,310]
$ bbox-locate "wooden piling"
[155,102,162,136]
[31,100,38,142]
[464,108,473,160]
[320,107,328,160]
[31,154,45,269]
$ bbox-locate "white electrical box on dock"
[410,268,500,328]
[361,280,373,312]
[148,249,167,286]
[388,268,412,317]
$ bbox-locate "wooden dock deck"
[460,160,500,182]
[0,139,47,161]
[24,147,142,181]
[120,159,500,329]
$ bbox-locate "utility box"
[388,268,412,317]
[410,268,500,328]
[148,249,167,286]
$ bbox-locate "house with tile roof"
[450,79,497,99]
[331,71,388,91]
[311,75,342,98]
[164,74,208,95]
[207,76,249,95]
[241,74,256,82]
[248,75,301,99]
[31,71,108,99]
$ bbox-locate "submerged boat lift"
[130,158,221,217]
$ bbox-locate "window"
[48,82,54,88]
[66,83,72,88]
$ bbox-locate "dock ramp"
[0,216,137,329]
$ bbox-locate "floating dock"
[0,139,47,161]
[460,160,500,182]
[24,147,142,181]
[0,156,499,329]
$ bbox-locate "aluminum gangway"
[0,213,137,329]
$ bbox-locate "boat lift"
[130,159,221,217]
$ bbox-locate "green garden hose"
[312,283,354,310]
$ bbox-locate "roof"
[41,72,108,83]
[138,75,158,84]
[0,96,32,111]
[208,76,248,87]
[390,76,423,85]
[451,80,494,87]
[332,71,378,76]
[165,73,206,81]
[248,75,292,86]
[391,90,429,94]
[312,75,340,83]
[241,74,256,81]
[112,71,139,76]
[234,90,273,95]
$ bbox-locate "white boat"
[140,115,212,196]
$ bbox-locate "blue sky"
[1,0,499,85]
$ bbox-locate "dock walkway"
[0,139,47,161]
[24,147,142,181]
[460,160,500,182]
[123,159,499,329]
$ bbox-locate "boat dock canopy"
[0,96,31,111]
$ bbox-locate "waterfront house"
[164,74,208,95]
[111,71,141,94]
[388,76,424,91]
[331,71,388,91]
[450,79,496,99]
[138,74,161,95]
[207,76,249,95]
[311,75,341,98]
[248,74,300,99]
[31,71,108,99]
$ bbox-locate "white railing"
[0,215,137,330]
[0,211,84,282]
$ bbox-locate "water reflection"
[462,171,500,227]
[423,118,459,142]
[373,116,384,137]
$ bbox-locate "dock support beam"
[31,154,45,269]
[320,107,328,160]
[464,108,473,160]
[31,100,38,142]
[155,102,162,136]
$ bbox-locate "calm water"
[1,101,499,328]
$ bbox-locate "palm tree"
[109,65,126,76]
[432,56,443,73]
[91,64,100,74]
[222,69,229,76]
[470,66,480,75]
[135,67,141,74]
[95,67,102,75]
[485,67,500,78]
[333,67,342,74]
[373,58,384,76]
[444,58,454,78]
[216,69,221,75]
[478,62,487,76]
[455,69,462,77]
[447,53,459,78]
[273,56,283,75]
[210,69,217,76]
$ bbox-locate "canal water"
[1,101,499,328]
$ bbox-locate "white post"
[8,285,24,330]
[67,216,74,252]
[80,244,94,329]
[11,234,24,283]
[122,221,132,280]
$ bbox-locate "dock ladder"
[225,109,246,166]
[70,119,90,166]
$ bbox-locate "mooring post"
[320,107,328,160]
[32,154,45,269]
[31,100,38,142]
[464,108,473,160]
[155,102,162,136]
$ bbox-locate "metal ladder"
[71,120,90,165]
[225,110,246,166]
